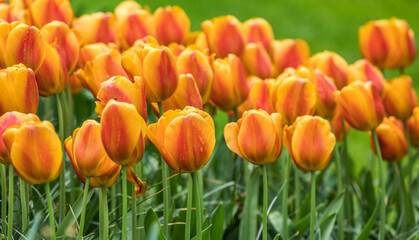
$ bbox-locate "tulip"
[309,51,349,90]
[114,1,142,16]
[147,106,215,173]
[407,107,419,148]
[78,42,118,68]
[68,70,83,94]
[0,3,22,23]
[382,75,417,121]
[271,76,316,125]
[162,73,203,111]
[348,59,385,95]
[0,112,39,165]
[41,21,80,73]
[193,31,209,52]
[153,6,190,45]
[225,109,282,165]
[3,120,62,184]
[284,115,336,171]
[177,49,213,103]
[335,81,385,131]
[243,18,274,52]
[242,42,273,79]
[369,117,407,162]
[271,39,310,74]
[238,76,273,115]
[202,15,245,58]
[95,76,147,120]
[73,12,117,45]
[331,108,350,142]
[6,23,45,72]
[100,100,147,166]
[312,69,337,118]
[116,7,152,49]
[0,22,12,68]
[359,18,416,69]
[210,54,248,111]
[0,64,39,115]
[28,0,74,28]
[127,166,147,197]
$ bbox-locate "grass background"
[69,0,419,176]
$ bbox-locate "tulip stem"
[122,166,128,240]
[19,178,28,231]
[403,121,414,186]
[132,180,137,239]
[294,165,301,220]
[192,171,202,240]
[1,164,6,233]
[7,165,13,240]
[99,186,108,240]
[185,174,193,240]
[55,94,66,223]
[162,158,170,238]
[262,165,268,240]
[45,182,56,240]
[244,160,252,238]
[309,172,316,240]
[372,130,386,240]
[334,143,344,240]
[282,154,291,240]
[111,184,116,223]
[78,176,90,240]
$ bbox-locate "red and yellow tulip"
[153,6,190,45]
[382,75,417,121]
[73,12,117,45]
[243,18,274,53]
[407,107,419,148]
[309,51,349,90]
[242,42,273,79]
[348,59,386,95]
[271,39,310,74]
[28,0,74,28]
[162,73,203,112]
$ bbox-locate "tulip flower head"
[153,6,190,45]
[162,73,203,111]
[348,59,386,95]
[242,42,274,79]
[331,108,350,142]
[309,51,349,90]
[73,12,117,45]
[407,107,419,148]
[238,76,273,115]
[28,0,74,28]
[271,39,310,75]
[243,18,274,53]
[382,75,417,121]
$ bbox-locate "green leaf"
[273,233,280,240]
[268,211,296,237]
[26,212,42,240]
[144,207,166,240]
[319,213,337,240]
[239,169,260,240]
[356,192,382,240]
[211,202,224,240]
[317,191,344,240]
[192,224,212,240]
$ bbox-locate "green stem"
[185,174,193,240]
[78,177,90,240]
[282,155,291,240]
[111,184,116,222]
[294,165,301,220]
[244,160,251,236]
[192,171,202,240]
[334,142,344,240]
[19,178,28,231]
[132,180,137,239]
[162,158,170,238]
[45,182,56,240]
[372,130,386,240]
[99,186,108,240]
[7,165,13,240]
[309,172,316,240]
[403,121,414,186]
[55,94,66,223]
[122,166,128,240]
[1,164,6,233]
[262,165,268,240]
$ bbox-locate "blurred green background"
[69,0,419,175]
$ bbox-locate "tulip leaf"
[319,213,337,240]
[211,202,225,240]
[26,212,42,240]
[317,191,344,240]
[273,234,280,240]
[356,192,382,240]
[239,169,260,240]
[192,223,212,240]
[144,207,167,240]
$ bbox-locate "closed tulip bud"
[3,120,62,184]
[0,112,39,164]
[68,70,83,94]
[6,23,45,72]
[28,0,73,28]
[162,73,203,111]
[238,76,273,115]
[309,51,349,90]
[271,39,310,74]
[243,42,273,79]
[0,64,39,115]
[331,108,350,142]
[271,76,316,125]
[225,110,282,165]
[312,69,337,118]
[348,59,385,95]
[35,42,68,97]
[284,115,336,171]
[202,15,245,58]
[148,106,215,173]
[41,21,79,73]
[335,81,385,131]
[73,12,117,45]
[95,76,147,120]
[210,54,248,111]
[382,75,417,121]
[243,18,274,53]
[153,6,190,45]
[78,42,118,68]
[116,8,152,49]
[114,1,142,16]
[407,107,419,148]
[177,49,213,103]
[100,100,147,166]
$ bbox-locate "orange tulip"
[3,121,62,184]
[127,166,147,197]
[114,1,142,16]
[309,51,349,90]
[242,42,273,79]
[238,76,273,115]
[177,49,213,103]
[359,18,416,69]
[68,70,83,94]
[153,6,190,45]
[100,100,147,166]
[243,18,274,53]
[210,54,248,111]
[95,76,147,119]
[202,15,245,58]
[73,12,117,45]
[162,73,203,111]
[78,42,118,68]
[284,115,336,171]
[271,39,310,74]
[335,81,385,131]
[0,3,23,23]
[382,75,417,121]
[28,0,73,28]
[225,109,282,165]
[0,64,39,115]
[312,69,337,118]
[147,106,215,173]
[331,108,350,142]
[348,59,385,95]
[0,112,39,164]
[271,76,316,125]
[407,107,419,148]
